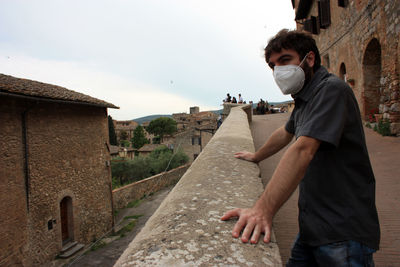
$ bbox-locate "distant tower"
[190,106,200,114]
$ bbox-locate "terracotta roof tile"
[0,73,118,108]
[138,144,165,152]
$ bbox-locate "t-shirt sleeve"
[285,111,295,134]
[298,79,347,147]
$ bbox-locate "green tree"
[131,125,149,149]
[111,146,189,189]
[120,140,131,147]
[119,130,128,140]
[108,115,118,145]
[146,117,177,142]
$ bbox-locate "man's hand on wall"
[234,151,258,162]
[220,204,272,244]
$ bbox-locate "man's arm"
[235,126,294,163]
[222,135,321,244]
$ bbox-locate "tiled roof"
[196,122,217,130]
[138,144,165,152]
[110,145,135,155]
[0,73,118,109]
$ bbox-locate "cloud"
[0,51,218,120]
[0,0,295,119]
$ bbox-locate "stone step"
[60,241,77,253]
[59,243,85,259]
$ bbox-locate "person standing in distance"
[221,29,380,266]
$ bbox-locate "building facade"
[292,0,400,135]
[113,120,139,143]
[0,74,117,266]
[172,107,218,161]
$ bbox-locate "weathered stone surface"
[297,0,399,134]
[114,107,281,266]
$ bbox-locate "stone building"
[110,145,136,160]
[172,122,217,162]
[172,107,218,161]
[292,0,400,135]
[113,120,139,143]
[137,144,166,157]
[0,74,118,266]
[173,108,218,133]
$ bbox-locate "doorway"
[60,196,74,245]
[362,38,382,118]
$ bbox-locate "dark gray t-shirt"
[285,66,380,250]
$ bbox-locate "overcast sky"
[0,0,296,120]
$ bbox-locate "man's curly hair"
[264,29,321,71]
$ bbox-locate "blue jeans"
[286,235,376,267]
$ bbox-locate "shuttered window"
[303,16,320,35]
[318,0,331,29]
[304,19,313,33]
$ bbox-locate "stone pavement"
[251,113,400,266]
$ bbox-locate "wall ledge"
[114,106,281,266]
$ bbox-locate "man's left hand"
[220,205,272,244]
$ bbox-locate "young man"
[221,29,380,266]
[238,93,244,104]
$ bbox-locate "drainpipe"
[22,103,36,211]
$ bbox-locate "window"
[304,16,320,35]
[338,0,348,7]
[318,0,331,29]
[198,137,202,146]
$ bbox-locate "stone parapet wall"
[112,164,190,211]
[222,103,252,122]
[114,106,282,266]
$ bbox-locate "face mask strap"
[299,52,310,67]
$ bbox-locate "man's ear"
[306,51,315,68]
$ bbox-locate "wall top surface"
[114,106,281,266]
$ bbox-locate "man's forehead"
[269,49,299,62]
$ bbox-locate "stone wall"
[112,164,190,211]
[113,106,282,266]
[222,103,252,122]
[296,0,400,134]
[0,97,29,266]
[0,96,113,266]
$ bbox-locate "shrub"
[376,119,391,136]
[111,146,189,189]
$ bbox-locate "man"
[221,29,380,266]
[225,93,232,103]
[238,93,244,104]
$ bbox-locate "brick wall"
[0,97,29,266]
[296,0,400,134]
[0,96,114,266]
[112,164,190,210]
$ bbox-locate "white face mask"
[273,53,309,95]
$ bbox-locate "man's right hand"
[234,151,257,162]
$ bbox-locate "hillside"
[133,114,172,125]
